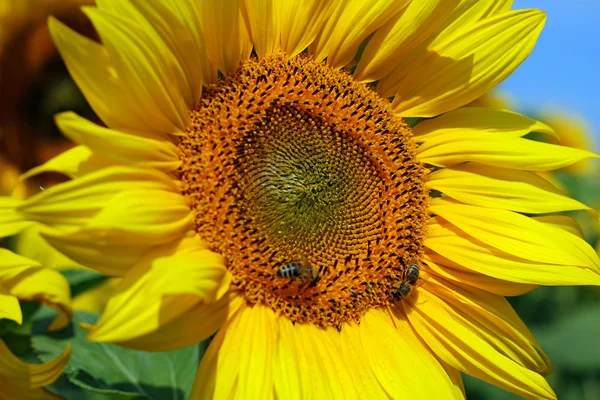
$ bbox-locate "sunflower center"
[178,54,429,328]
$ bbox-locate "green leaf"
[32,312,199,400]
[532,305,600,370]
[46,376,144,400]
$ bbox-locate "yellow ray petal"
[48,17,175,138]
[532,215,585,239]
[425,276,550,373]
[0,248,41,281]
[97,294,243,352]
[201,0,252,75]
[5,268,72,331]
[15,226,82,270]
[98,0,211,98]
[417,131,599,171]
[83,7,191,132]
[0,286,22,324]
[0,340,70,400]
[273,318,302,400]
[39,227,148,276]
[236,305,277,399]
[309,0,409,69]
[18,166,180,227]
[37,184,194,275]
[390,9,546,117]
[376,0,515,96]
[430,198,600,270]
[87,235,230,345]
[438,358,466,399]
[405,286,555,399]
[192,303,276,400]
[338,323,388,399]
[412,107,557,142]
[354,0,458,82]
[427,165,593,214]
[424,251,538,296]
[360,308,461,399]
[55,112,181,173]
[293,323,356,399]
[426,217,600,286]
[0,196,33,237]
[19,146,114,183]
[240,0,282,58]
[278,1,339,58]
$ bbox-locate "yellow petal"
[0,248,41,282]
[5,268,72,331]
[39,227,149,276]
[427,164,593,214]
[287,322,358,399]
[192,303,276,400]
[354,0,458,82]
[38,185,194,274]
[426,276,550,373]
[274,317,368,400]
[273,318,303,400]
[82,6,194,132]
[309,0,409,69]
[360,308,461,398]
[15,226,82,270]
[87,235,231,346]
[0,340,71,400]
[426,216,600,286]
[533,215,585,239]
[19,146,114,182]
[0,285,22,324]
[55,112,181,173]
[0,196,32,237]
[417,131,599,171]
[424,251,538,296]
[338,323,389,399]
[438,358,466,399]
[240,0,282,58]
[430,198,600,270]
[405,286,555,399]
[202,0,252,75]
[97,0,210,100]
[279,0,339,57]
[48,17,174,138]
[19,166,180,227]
[161,0,218,84]
[376,0,516,96]
[412,107,557,142]
[390,9,546,117]
[100,294,243,352]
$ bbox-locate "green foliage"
[32,312,201,400]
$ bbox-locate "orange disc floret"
[178,54,429,328]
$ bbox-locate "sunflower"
[0,248,72,400]
[538,110,597,175]
[2,0,600,398]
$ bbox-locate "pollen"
[178,54,429,328]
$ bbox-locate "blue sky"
[500,0,600,151]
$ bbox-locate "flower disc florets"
[179,54,429,328]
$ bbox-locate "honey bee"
[276,259,320,286]
[391,261,420,301]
